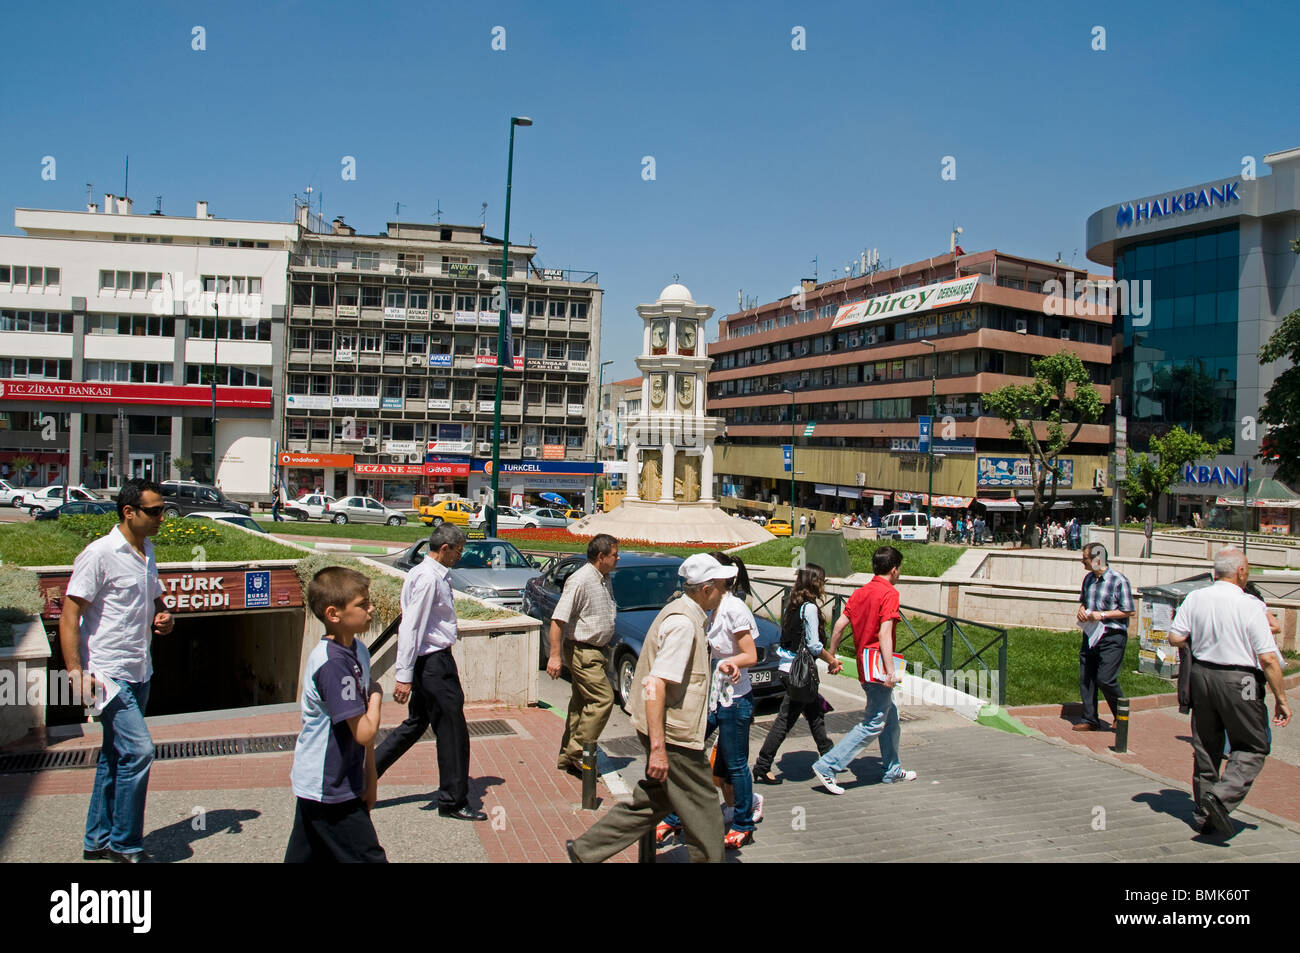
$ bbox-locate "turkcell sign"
[918,416,932,454]
[782,444,792,472]
[832,275,979,329]
[1115,182,1240,228]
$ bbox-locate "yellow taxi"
[564,509,584,521]
[766,518,793,537]
[418,498,476,527]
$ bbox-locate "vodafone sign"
[278,452,354,468]
[0,379,272,409]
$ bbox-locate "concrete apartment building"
[0,198,294,498]
[706,251,1115,520]
[283,213,603,508]
[1087,146,1300,532]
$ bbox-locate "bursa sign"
[1116,182,1240,228]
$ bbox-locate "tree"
[1257,236,1300,484]
[10,455,35,487]
[88,460,107,489]
[172,457,194,480]
[1122,426,1231,514]
[983,351,1104,545]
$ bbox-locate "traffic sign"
[782,444,792,472]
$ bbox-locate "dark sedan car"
[521,552,785,708]
[33,500,116,521]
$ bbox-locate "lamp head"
[512,116,533,127]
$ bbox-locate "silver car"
[326,495,407,526]
[467,504,527,530]
[516,507,572,528]
[393,537,542,611]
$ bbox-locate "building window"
[361,286,382,308]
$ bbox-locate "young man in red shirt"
[811,545,917,794]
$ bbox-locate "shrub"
[0,564,44,619]
[59,513,120,541]
[154,518,220,547]
[295,552,403,627]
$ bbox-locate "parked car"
[0,479,26,507]
[467,505,526,531]
[522,552,785,708]
[185,511,269,534]
[766,518,792,537]
[877,510,929,542]
[25,485,103,514]
[326,495,407,526]
[159,481,251,518]
[33,499,116,521]
[281,493,336,521]
[516,506,573,528]
[394,536,543,612]
[418,498,476,527]
[563,509,585,521]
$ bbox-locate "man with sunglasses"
[59,478,175,863]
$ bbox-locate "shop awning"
[978,498,1024,512]
[1215,477,1300,507]
[815,483,862,499]
[932,496,974,509]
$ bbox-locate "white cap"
[678,554,738,586]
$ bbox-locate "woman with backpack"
[752,564,843,785]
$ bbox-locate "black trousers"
[284,797,388,863]
[375,650,471,810]
[1190,662,1270,818]
[1079,630,1127,726]
[753,675,833,774]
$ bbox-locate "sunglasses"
[133,505,166,517]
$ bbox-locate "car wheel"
[10,498,21,508]
[524,521,538,529]
[163,506,181,519]
[615,651,638,710]
[295,510,306,521]
[332,514,348,524]
[386,516,402,526]
[431,516,444,527]
[28,506,40,517]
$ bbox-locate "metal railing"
[749,579,1008,705]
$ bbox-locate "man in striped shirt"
[1074,542,1135,732]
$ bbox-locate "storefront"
[467,459,598,512]
[354,457,470,507]
[278,451,354,500]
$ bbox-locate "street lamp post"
[920,340,938,529]
[488,116,532,537]
[782,387,796,526]
[211,296,220,484]
[593,360,612,512]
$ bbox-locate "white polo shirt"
[1169,580,1279,669]
[66,525,165,685]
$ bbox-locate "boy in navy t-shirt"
[285,567,387,862]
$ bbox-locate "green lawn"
[742,538,965,578]
[260,520,431,543]
[0,520,304,566]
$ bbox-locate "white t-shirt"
[66,525,165,685]
[1169,580,1279,668]
[708,592,758,698]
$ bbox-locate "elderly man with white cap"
[566,554,732,863]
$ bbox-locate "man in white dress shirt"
[59,478,174,863]
[1169,547,1291,836]
[374,523,486,821]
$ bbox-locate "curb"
[1009,671,1300,718]
[281,540,399,555]
[534,701,632,800]
[976,705,1039,736]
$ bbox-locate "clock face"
[651,320,668,348]
[678,321,696,349]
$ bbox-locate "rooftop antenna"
[950,224,963,254]
[154,195,162,215]
[811,256,818,281]
[433,200,443,224]
[480,202,488,227]
[123,156,129,198]
[394,201,403,222]
[85,182,94,206]
[738,290,744,309]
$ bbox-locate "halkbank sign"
[1116,182,1240,228]
[832,275,980,329]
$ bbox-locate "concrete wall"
[0,618,51,748]
[1085,525,1300,568]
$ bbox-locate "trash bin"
[1136,573,1214,679]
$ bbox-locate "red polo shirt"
[845,575,902,682]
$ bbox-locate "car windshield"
[610,564,681,610]
[455,541,531,570]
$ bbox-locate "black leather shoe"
[565,839,582,863]
[753,768,782,785]
[438,805,488,822]
[108,848,151,863]
[1201,793,1234,837]
[83,847,109,861]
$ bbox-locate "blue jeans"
[84,678,154,854]
[812,681,903,780]
[664,693,757,833]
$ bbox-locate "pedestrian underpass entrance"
[38,564,307,721]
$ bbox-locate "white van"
[877,510,929,542]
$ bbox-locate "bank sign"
[1180,463,1247,487]
[1116,182,1240,228]
[832,275,979,329]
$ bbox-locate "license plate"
[750,670,773,684]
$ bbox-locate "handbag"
[785,643,820,703]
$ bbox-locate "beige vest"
[629,596,710,749]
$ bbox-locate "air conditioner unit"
[408,354,423,366]
[457,401,473,413]
[867,332,878,345]
[432,312,447,322]
[522,447,537,458]
[361,437,377,448]
[856,472,867,487]
[1015,319,1028,333]
[393,267,405,276]
[1059,330,1070,340]
[408,453,423,464]
[476,442,493,453]
[390,454,406,463]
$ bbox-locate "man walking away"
[567,555,733,863]
[811,545,916,793]
[1169,548,1291,836]
[375,523,486,821]
[60,479,175,862]
[548,534,619,776]
[799,514,807,536]
[1074,543,1134,732]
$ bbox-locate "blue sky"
[1,0,1294,380]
